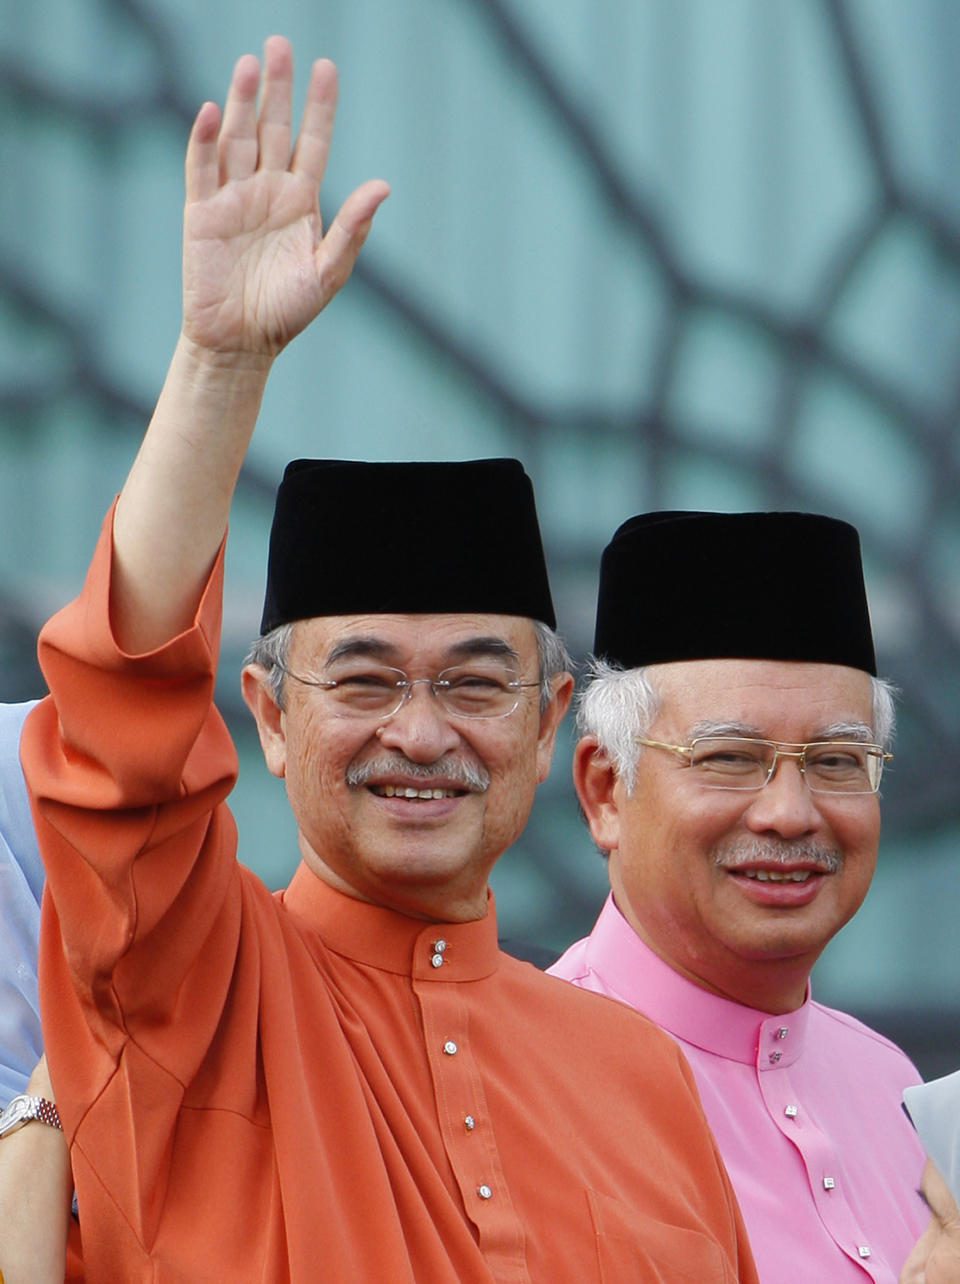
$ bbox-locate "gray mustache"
[712,838,842,874]
[346,754,490,794]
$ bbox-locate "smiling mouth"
[738,869,818,883]
[370,785,464,800]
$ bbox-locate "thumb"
[315,178,390,301]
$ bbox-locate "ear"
[534,670,575,784]
[241,664,287,779]
[572,735,622,852]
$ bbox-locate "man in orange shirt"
[23,38,757,1280]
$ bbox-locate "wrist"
[0,1095,62,1140]
[175,331,276,381]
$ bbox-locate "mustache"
[712,837,842,874]
[346,753,490,794]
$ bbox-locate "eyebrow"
[444,637,521,666]
[324,637,400,665]
[687,720,763,740]
[684,719,876,742]
[322,635,521,668]
[816,722,875,742]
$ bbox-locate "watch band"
[0,1093,62,1138]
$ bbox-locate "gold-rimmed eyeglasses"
[276,661,540,720]
[634,736,892,794]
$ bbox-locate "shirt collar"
[280,862,502,981]
[582,894,811,1065]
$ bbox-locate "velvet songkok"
[594,510,876,675]
[260,458,556,633]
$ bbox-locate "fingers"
[289,57,339,188]
[316,178,391,300]
[185,101,222,202]
[257,35,294,171]
[189,38,322,193]
[184,38,375,227]
[217,52,261,183]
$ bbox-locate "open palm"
[181,37,389,358]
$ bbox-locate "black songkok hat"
[594,510,877,675]
[260,458,556,633]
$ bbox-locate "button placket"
[758,1026,882,1278]
[755,1011,883,1276]
[414,968,525,1270]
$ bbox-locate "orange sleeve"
[22,503,244,1131]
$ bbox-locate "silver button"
[477,1184,493,1200]
[430,953,445,969]
[777,1026,789,1039]
[464,1115,476,1131]
[433,939,447,953]
[858,1246,871,1259]
[443,1040,458,1056]
[823,1176,836,1190]
[784,1104,798,1118]
[769,1051,782,1064]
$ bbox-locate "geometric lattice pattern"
[2,0,959,1071]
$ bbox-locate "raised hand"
[110,38,388,654]
[181,35,389,360]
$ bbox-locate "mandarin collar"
[583,894,811,1066]
[280,862,502,981]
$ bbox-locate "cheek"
[481,719,539,781]
[480,728,541,829]
[284,713,360,797]
[833,815,879,896]
[831,801,880,853]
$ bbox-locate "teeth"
[379,785,456,800]
[743,869,811,883]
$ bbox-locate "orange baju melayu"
[23,513,757,1282]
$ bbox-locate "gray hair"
[245,622,295,708]
[245,619,571,715]
[576,657,898,792]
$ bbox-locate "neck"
[300,844,491,924]
[610,889,814,1015]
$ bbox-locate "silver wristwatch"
[0,1093,62,1138]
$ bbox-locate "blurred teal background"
[1,0,958,1075]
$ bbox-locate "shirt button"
[823,1176,836,1189]
[776,1026,789,1039]
[464,1115,476,1131]
[443,1040,458,1056]
[784,1104,799,1118]
[477,1184,493,1200]
[769,1051,782,1064]
[433,939,447,953]
[858,1246,871,1259]
[430,953,445,968]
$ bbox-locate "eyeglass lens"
[320,663,524,719]
[688,738,884,793]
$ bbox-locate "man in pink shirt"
[549,511,927,1283]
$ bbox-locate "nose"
[374,681,462,762]
[742,752,824,840]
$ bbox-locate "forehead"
[290,612,539,666]
[649,658,874,734]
